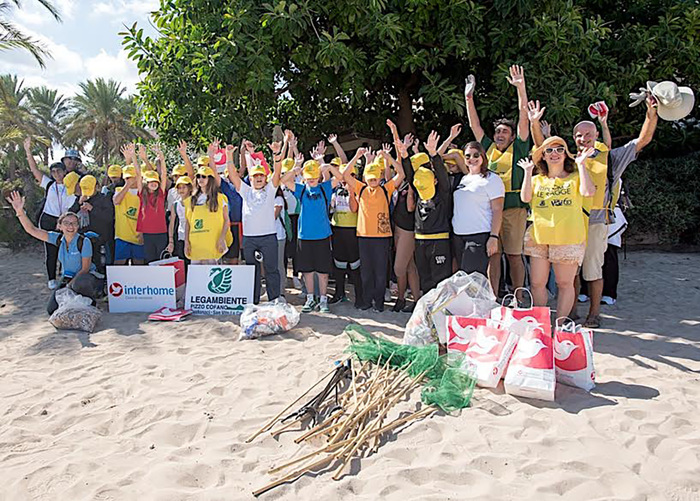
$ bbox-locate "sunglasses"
[544,146,566,154]
[465,152,482,159]
[196,174,211,179]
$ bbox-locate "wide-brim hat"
[532,136,575,166]
[651,81,695,121]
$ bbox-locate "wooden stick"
[268,415,305,437]
[246,361,346,443]
[253,454,337,497]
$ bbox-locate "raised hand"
[354,147,367,158]
[386,119,398,134]
[540,120,551,138]
[507,65,525,88]
[152,143,163,157]
[225,144,237,162]
[328,134,338,144]
[23,137,31,152]
[412,139,420,155]
[576,146,596,165]
[517,158,535,173]
[363,148,376,163]
[244,140,255,153]
[449,123,462,139]
[269,141,282,154]
[527,100,546,122]
[294,152,304,168]
[382,143,392,155]
[424,131,440,156]
[464,74,476,101]
[6,191,25,214]
[177,139,188,156]
[137,143,148,160]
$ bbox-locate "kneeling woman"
[519,136,595,318]
[185,165,233,265]
[6,192,99,314]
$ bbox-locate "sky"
[2,0,159,97]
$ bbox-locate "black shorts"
[223,223,240,260]
[331,226,360,267]
[297,237,332,274]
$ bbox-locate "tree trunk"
[397,72,420,135]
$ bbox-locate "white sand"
[1,248,699,500]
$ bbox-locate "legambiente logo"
[208,267,232,294]
[109,282,175,297]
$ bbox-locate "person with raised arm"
[113,144,144,265]
[465,65,531,300]
[518,137,596,319]
[135,144,169,263]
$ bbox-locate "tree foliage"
[125,0,700,152]
[0,0,61,67]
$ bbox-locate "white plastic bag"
[403,271,497,346]
[49,288,101,332]
[554,318,595,391]
[239,298,300,340]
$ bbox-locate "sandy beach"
[1,247,699,501]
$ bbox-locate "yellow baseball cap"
[363,161,383,181]
[196,166,215,178]
[410,152,430,171]
[107,164,122,178]
[281,158,295,173]
[444,148,465,165]
[63,172,80,196]
[143,170,160,184]
[302,160,320,180]
[375,155,386,169]
[79,175,97,197]
[330,157,342,167]
[249,164,267,177]
[172,164,188,176]
[197,155,209,167]
[413,167,436,200]
[175,175,193,186]
[122,165,136,179]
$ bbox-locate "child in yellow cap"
[113,145,145,264]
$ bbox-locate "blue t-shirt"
[294,181,333,240]
[47,231,95,278]
[220,178,243,223]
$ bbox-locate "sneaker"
[384,288,392,302]
[319,301,330,314]
[578,294,590,303]
[301,296,318,313]
[357,303,372,311]
[401,302,416,314]
[392,299,406,313]
[48,279,59,290]
[601,296,616,305]
[372,305,384,313]
[329,295,347,305]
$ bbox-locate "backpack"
[358,184,389,206]
[55,232,105,275]
[299,184,330,216]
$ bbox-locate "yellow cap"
[143,170,160,184]
[197,155,209,167]
[363,161,383,181]
[63,171,80,195]
[196,166,215,178]
[330,157,342,167]
[302,160,320,180]
[172,164,188,176]
[249,164,267,177]
[375,155,386,169]
[444,148,465,165]
[410,152,430,171]
[281,158,295,173]
[122,165,136,179]
[107,164,122,178]
[175,175,193,187]
[79,175,97,197]
[413,167,436,200]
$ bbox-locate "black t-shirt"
[414,155,452,236]
[393,180,415,231]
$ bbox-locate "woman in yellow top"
[184,165,232,264]
[112,164,144,265]
[518,136,595,318]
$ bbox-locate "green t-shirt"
[481,136,531,210]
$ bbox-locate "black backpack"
[55,233,104,274]
[358,184,389,205]
[299,184,330,216]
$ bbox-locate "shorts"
[223,224,240,261]
[296,237,333,274]
[115,238,144,262]
[582,223,608,281]
[499,207,528,255]
[331,226,360,268]
[524,227,585,265]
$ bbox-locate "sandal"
[583,315,601,329]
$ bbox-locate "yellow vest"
[531,172,585,245]
[582,150,609,214]
[487,142,516,193]
[114,187,142,245]
[185,193,233,261]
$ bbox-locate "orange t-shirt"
[353,180,396,238]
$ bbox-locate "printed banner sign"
[185,265,255,315]
[107,266,176,313]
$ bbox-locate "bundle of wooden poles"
[247,357,437,497]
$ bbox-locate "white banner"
[107,266,176,313]
[185,265,255,315]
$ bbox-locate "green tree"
[0,0,61,67]
[122,0,700,152]
[63,78,149,167]
[27,86,68,163]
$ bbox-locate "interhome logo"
[126,207,137,217]
[194,219,204,230]
[208,267,232,294]
[109,281,174,297]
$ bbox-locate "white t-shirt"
[452,172,505,235]
[41,175,76,217]
[167,187,178,212]
[175,198,187,241]
[239,182,277,237]
[274,196,286,241]
[608,207,627,248]
[282,185,299,215]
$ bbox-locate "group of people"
[8,65,658,325]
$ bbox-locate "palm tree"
[0,74,34,178]
[0,1,61,67]
[63,78,149,167]
[27,86,68,163]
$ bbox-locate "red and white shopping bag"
[490,288,551,338]
[148,307,192,322]
[504,325,555,401]
[463,323,518,388]
[446,316,488,353]
[149,254,186,301]
[554,318,595,391]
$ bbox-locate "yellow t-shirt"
[354,180,396,238]
[531,172,585,245]
[114,187,142,244]
[185,193,233,261]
